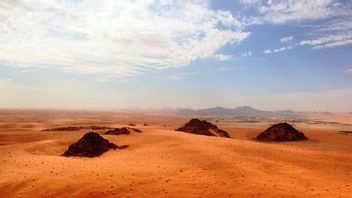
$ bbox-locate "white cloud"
[263,49,272,54]
[280,36,294,43]
[213,54,233,61]
[312,39,352,49]
[263,45,292,54]
[242,1,352,50]
[258,0,344,24]
[0,0,250,76]
[241,51,252,57]
[241,0,261,6]
[248,0,346,24]
[319,18,352,32]
[299,16,352,49]
[300,34,347,46]
[167,72,197,80]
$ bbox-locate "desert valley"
[1,1,352,197]
[0,108,351,197]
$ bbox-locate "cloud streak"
[242,0,348,24]
[280,36,294,43]
[213,54,233,61]
[264,46,292,54]
[299,17,352,49]
[241,51,252,57]
[167,72,198,80]
[242,1,352,50]
[0,0,250,76]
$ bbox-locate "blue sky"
[0,0,351,111]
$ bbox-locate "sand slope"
[0,111,352,197]
[0,129,351,198]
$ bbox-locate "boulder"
[62,132,118,157]
[105,128,130,135]
[42,126,80,131]
[104,127,142,135]
[255,123,307,142]
[176,118,230,138]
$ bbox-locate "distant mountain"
[177,106,302,119]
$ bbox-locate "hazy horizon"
[1,0,351,112]
[0,105,349,114]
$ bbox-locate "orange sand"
[0,110,351,198]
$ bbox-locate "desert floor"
[0,110,351,198]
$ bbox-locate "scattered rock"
[42,126,80,131]
[62,132,121,157]
[128,123,136,126]
[89,126,113,130]
[176,118,230,138]
[128,127,142,133]
[105,128,130,135]
[255,122,307,142]
[42,126,112,131]
[144,123,148,126]
[104,127,142,135]
[337,131,352,135]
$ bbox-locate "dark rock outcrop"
[128,127,142,133]
[42,126,112,131]
[255,123,307,142]
[337,131,352,135]
[62,132,118,157]
[89,126,113,130]
[42,126,80,131]
[176,118,230,138]
[104,127,142,135]
[105,128,130,135]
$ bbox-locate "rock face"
[62,132,118,157]
[104,127,142,135]
[255,123,307,142]
[176,118,230,138]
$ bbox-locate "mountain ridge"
[177,106,301,119]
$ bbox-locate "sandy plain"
[0,109,351,198]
